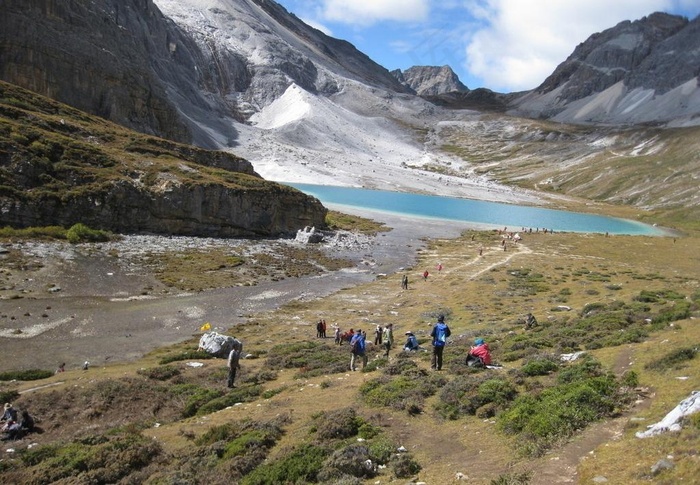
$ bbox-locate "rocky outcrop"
[0,81,326,237]
[1,179,326,238]
[392,66,468,96]
[511,12,700,126]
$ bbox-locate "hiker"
[341,328,354,344]
[437,263,443,272]
[55,362,66,374]
[374,325,383,346]
[321,319,327,338]
[430,315,451,370]
[525,312,538,329]
[467,338,492,367]
[2,408,34,440]
[423,270,429,281]
[401,274,409,290]
[334,325,341,344]
[2,403,17,424]
[316,319,323,338]
[403,331,419,351]
[227,338,243,388]
[349,329,367,371]
[382,323,394,357]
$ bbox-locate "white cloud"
[301,17,333,36]
[464,0,678,92]
[320,0,430,25]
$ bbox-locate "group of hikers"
[323,314,497,372]
[224,309,534,385]
[1,402,35,441]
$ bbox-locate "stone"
[650,458,674,475]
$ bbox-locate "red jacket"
[469,343,492,365]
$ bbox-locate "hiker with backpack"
[349,329,367,371]
[430,315,451,370]
[467,338,492,367]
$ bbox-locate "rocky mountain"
[0,0,407,149]
[391,65,468,95]
[1,0,699,226]
[511,12,700,126]
[0,81,326,237]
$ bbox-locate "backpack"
[351,335,365,354]
[466,354,485,368]
[434,324,447,346]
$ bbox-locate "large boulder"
[198,332,242,358]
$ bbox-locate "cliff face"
[392,66,468,95]
[0,0,202,144]
[1,180,326,238]
[0,81,326,237]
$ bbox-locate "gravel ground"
[0,211,478,371]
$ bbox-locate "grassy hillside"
[2,228,698,484]
[434,115,700,230]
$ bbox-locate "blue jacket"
[350,333,366,354]
[431,322,451,347]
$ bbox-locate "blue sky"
[275,0,700,93]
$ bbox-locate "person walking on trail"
[401,274,409,290]
[374,325,383,346]
[227,338,243,388]
[382,323,394,357]
[423,270,429,281]
[430,315,451,370]
[333,325,341,344]
[349,329,367,371]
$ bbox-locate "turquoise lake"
[287,183,664,236]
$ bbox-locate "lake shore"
[0,210,484,371]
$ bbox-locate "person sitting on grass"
[467,338,492,367]
[403,331,419,351]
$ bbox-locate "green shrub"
[520,358,559,376]
[173,385,224,418]
[195,423,237,446]
[266,341,349,378]
[18,433,161,483]
[136,365,180,381]
[196,385,262,416]
[477,379,518,406]
[556,357,604,384]
[65,223,111,243]
[0,390,20,404]
[498,373,621,456]
[360,373,444,412]
[158,350,215,364]
[241,443,329,485]
[620,370,639,387]
[314,407,361,441]
[390,453,422,478]
[644,346,697,372]
[242,370,278,385]
[491,471,532,484]
[367,435,395,464]
[319,444,375,480]
[0,369,53,381]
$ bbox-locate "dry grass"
[3,221,699,483]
